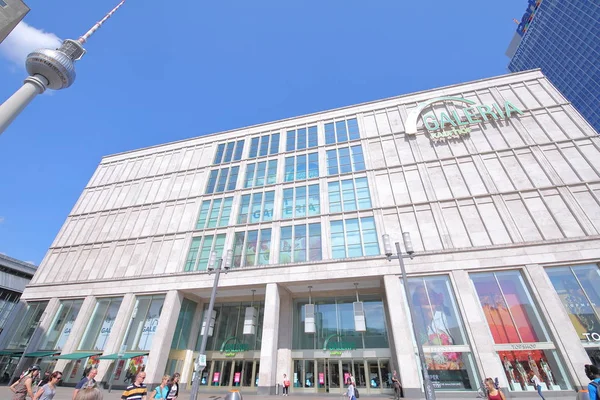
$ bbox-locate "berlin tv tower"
[0,0,126,136]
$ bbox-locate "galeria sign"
[405,96,524,140]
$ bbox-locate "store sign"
[509,343,537,350]
[323,334,356,356]
[405,96,524,140]
[583,332,600,342]
[220,337,249,357]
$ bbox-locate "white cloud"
[0,216,4,223]
[0,21,61,67]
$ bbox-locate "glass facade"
[471,271,571,391]
[244,160,278,188]
[508,0,600,132]
[238,191,275,224]
[330,217,379,259]
[213,140,245,164]
[279,223,322,263]
[325,118,360,144]
[248,134,280,158]
[206,167,239,194]
[39,299,83,351]
[171,298,197,349]
[196,197,234,229]
[326,146,365,175]
[328,177,371,213]
[284,153,319,182]
[79,297,123,351]
[407,276,477,391]
[293,296,388,350]
[0,290,20,334]
[286,126,318,151]
[185,234,226,271]
[7,301,48,349]
[196,301,264,352]
[122,295,165,351]
[282,184,320,219]
[232,229,272,268]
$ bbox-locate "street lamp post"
[189,249,233,400]
[382,232,437,400]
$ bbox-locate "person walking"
[484,377,505,400]
[528,370,545,400]
[74,387,103,400]
[166,373,180,400]
[73,369,98,400]
[282,373,290,396]
[121,371,147,400]
[10,364,41,400]
[150,375,169,399]
[346,378,357,400]
[33,371,62,400]
[587,365,600,400]
[391,370,403,398]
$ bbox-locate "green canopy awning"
[97,352,148,360]
[53,352,102,360]
[23,351,60,358]
[0,350,23,356]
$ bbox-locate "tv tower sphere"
[0,0,126,136]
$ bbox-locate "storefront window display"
[471,270,571,391]
[78,297,123,351]
[407,276,478,391]
[123,295,165,351]
[6,301,48,349]
[39,299,83,350]
[293,296,388,350]
[546,264,600,367]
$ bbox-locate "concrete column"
[258,283,281,395]
[383,275,421,398]
[96,293,136,382]
[524,264,591,389]
[276,287,293,389]
[145,290,183,387]
[54,296,97,373]
[451,270,507,386]
[0,75,47,136]
[12,298,61,380]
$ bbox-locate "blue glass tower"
[507,0,600,132]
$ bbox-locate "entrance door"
[317,360,328,393]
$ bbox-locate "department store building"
[1,69,600,397]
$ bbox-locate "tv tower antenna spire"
[0,0,126,136]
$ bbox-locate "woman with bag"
[282,373,290,396]
[346,378,357,400]
[485,378,505,400]
[150,375,170,399]
[10,365,41,400]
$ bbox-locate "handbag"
[354,387,360,398]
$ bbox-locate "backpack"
[354,387,360,398]
[590,381,600,400]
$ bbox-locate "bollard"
[276,383,280,395]
[577,388,590,400]
[224,389,243,400]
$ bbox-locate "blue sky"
[0,0,526,264]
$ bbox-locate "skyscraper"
[0,0,29,43]
[507,0,600,132]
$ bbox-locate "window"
[171,299,197,350]
[232,229,272,268]
[286,126,318,151]
[79,297,123,351]
[248,134,280,158]
[238,191,275,224]
[244,160,277,188]
[7,301,48,349]
[282,184,320,219]
[185,234,226,271]
[196,197,233,229]
[205,167,239,194]
[279,223,322,263]
[328,177,371,213]
[39,299,84,350]
[0,1,7,7]
[0,291,20,331]
[284,153,319,182]
[471,270,572,392]
[330,216,379,259]
[326,145,365,175]
[122,295,165,351]
[325,118,360,145]
[213,140,244,164]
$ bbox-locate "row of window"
[185,217,379,271]
[211,118,360,166]
[197,177,372,229]
[206,145,365,194]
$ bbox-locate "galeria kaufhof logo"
[405,96,524,140]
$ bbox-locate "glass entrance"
[200,359,259,389]
[298,359,391,394]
